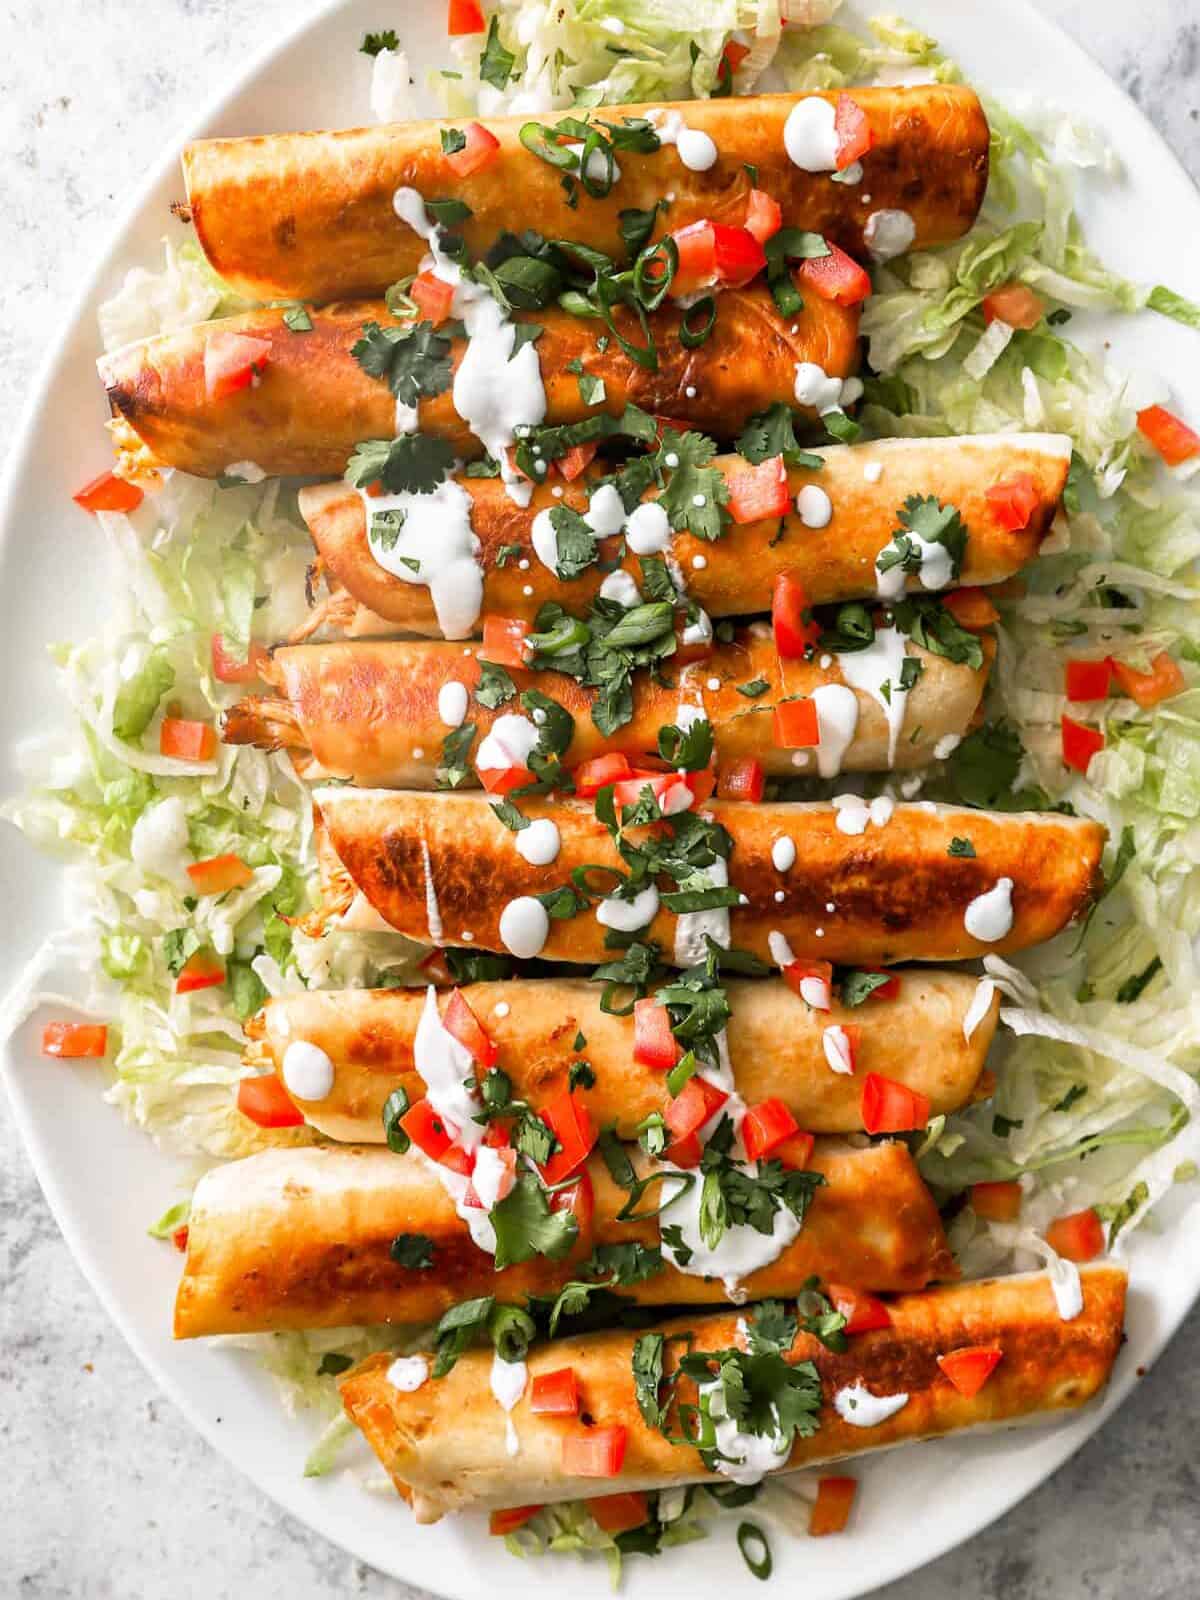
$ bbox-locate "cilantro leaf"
[736,678,770,699]
[351,320,453,407]
[736,403,825,469]
[437,721,477,789]
[656,428,728,541]
[632,1331,666,1427]
[317,1352,353,1377]
[440,127,467,156]
[479,15,515,90]
[547,504,599,579]
[490,1173,579,1268]
[838,969,892,1007]
[894,494,967,580]
[389,1232,434,1269]
[490,798,529,832]
[891,595,984,669]
[745,1300,797,1357]
[360,28,399,54]
[282,305,314,332]
[347,434,456,496]
[475,661,517,710]
[948,835,976,858]
[658,717,714,772]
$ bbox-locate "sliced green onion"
[737,1521,773,1581]
[634,236,678,312]
[679,295,717,349]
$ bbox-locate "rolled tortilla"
[296,433,1071,639]
[311,788,1105,966]
[244,973,998,1143]
[221,630,994,783]
[98,287,859,482]
[339,1265,1127,1522]
[181,87,990,303]
[173,1138,954,1337]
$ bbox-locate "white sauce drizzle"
[699,1376,789,1485]
[934,733,961,760]
[673,854,730,966]
[598,569,642,607]
[963,977,997,1042]
[660,1164,802,1296]
[864,208,916,262]
[499,896,550,958]
[833,1383,910,1428]
[626,500,672,554]
[964,878,1015,943]
[874,530,955,600]
[585,482,627,537]
[280,1041,334,1102]
[811,684,859,779]
[793,362,864,416]
[783,97,840,172]
[360,477,482,639]
[437,681,469,728]
[822,1025,855,1075]
[771,836,797,872]
[386,1355,430,1392]
[420,838,443,943]
[832,793,895,836]
[475,713,540,773]
[863,460,884,484]
[515,817,561,866]
[796,484,833,529]
[767,930,795,968]
[597,884,661,932]
[490,1351,528,1459]
[649,109,719,172]
[836,625,912,764]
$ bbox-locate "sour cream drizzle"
[811,683,859,779]
[281,1040,334,1102]
[490,1350,528,1458]
[836,625,912,765]
[833,1383,910,1427]
[964,878,1015,943]
[649,109,719,172]
[360,477,483,639]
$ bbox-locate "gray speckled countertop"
[2,3,1198,1596]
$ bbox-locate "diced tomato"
[186,853,253,896]
[827,1284,892,1335]
[664,1129,704,1167]
[1110,652,1186,708]
[718,37,750,88]
[479,764,535,795]
[562,1424,627,1479]
[444,120,501,178]
[985,473,1040,532]
[211,634,270,683]
[418,947,455,985]
[1045,1207,1105,1263]
[574,752,634,797]
[821,1023,859,1076]
[834,92,873,169]
[175,950,225,995]
[981,282,1045,330]
[742,1097,801,1161]
[772,572,821,659]
[681,764,715,805]
[442,988,498,1068]
[970,1180,1023,1223]
[530,1367,580,1416]
[400,1098,458,1161]
[810,1476,856,1537]
[1137,403,1200,466]
[664,1074,729,1140]
[447,0,485,34]
[160,718,216,762]
[1061,714,1104,775]
[941,587,1000,631]
[716,758,765,803]
[633,999,680,1070]
[795,241,872,307]
[613,769,697,815]
[556,441,600,480]
[774,1129,816,1170]
[539,1090,598,1186]
[851,971,901,1002]
[489,1505,543,1536]
[204,331,271,401]
[441,1143,475,1181]
[937,1346,1004,1398]
[482,1120,512,1149]
[171,1225,190,1253]
[237,1073,303,1128]
[41,1022,108,1059]
[589,1492,650,1535]
[72,470,144,516]
[481,614,532,668]
[726,455,789,524]
[410,270,456,326]
[550,1169,595,1235]
[672,617,715,666]
[861,1072,931,1134]
[783,958,833,1011]
[1065,658,1114,702]
[669,220,765,297]
[773,699,820,750]
[743,188,783,245]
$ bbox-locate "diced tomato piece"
[418,947,455,985]
[556,441,600,480]
[981,282,1045,330]
[833,93,873,169]
[175,951,225,995]
[73,470,144,515]
[970,1180,1023,1222]
[682,765,715,806]
[186,853,253,896]
[204,331,271,401]
[211,634,270,683]
[481,614,532,668]
[550,1170,595,1235]
[479,764,535,795]
[1065,658,1113,702]
[665,1074,729,1140]
[1110,652,1186,708]
[941,587,1000,631]
[441,1144,475,1181]
[1061,714,1103,775]
[236,1073,303,1128]
[861,1072,930,1134]
[614,769,697,815]
[529,1367,580,1416]
[669,221,718,298]
[444,120,501,178]
[562,1424,627,1479]
[171,1225,190,1253]
[482,1120,512,1149]
[1045,1207,1105,1263]
[447,0,486,33]
[664,1129,704,1167]
[810,1476,857,1537]
[589,1492,650,1535]
[795,241,872,307]
[716,757,765,803]
[539,1090,598,1186]
[744,188,782,245]
[410,270,456,326]
[574,752,634,797]
[783,958,833,1010]
[773,698,820,749]
[937,1346,1004,1398]
[1137,403,1200,466]
[772,572,821,659]
[774,1129,815,1170]
[726,455,789,524]
[985,473,1040,532]
[489,1505,543,1536]
[159,718,217,762]
[851,970,901,1002]
[718,37,750,88]
[712,223,767,288]
[442,988,499,1068]
[400,1098,458,1161]
[742,1097,801,1161]
[821,1023,859,1076]
[827,1284,892,1335]
[41,1022,108,1059]
[633,999,680,1070]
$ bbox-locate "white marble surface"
[1,2,1199,1596]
